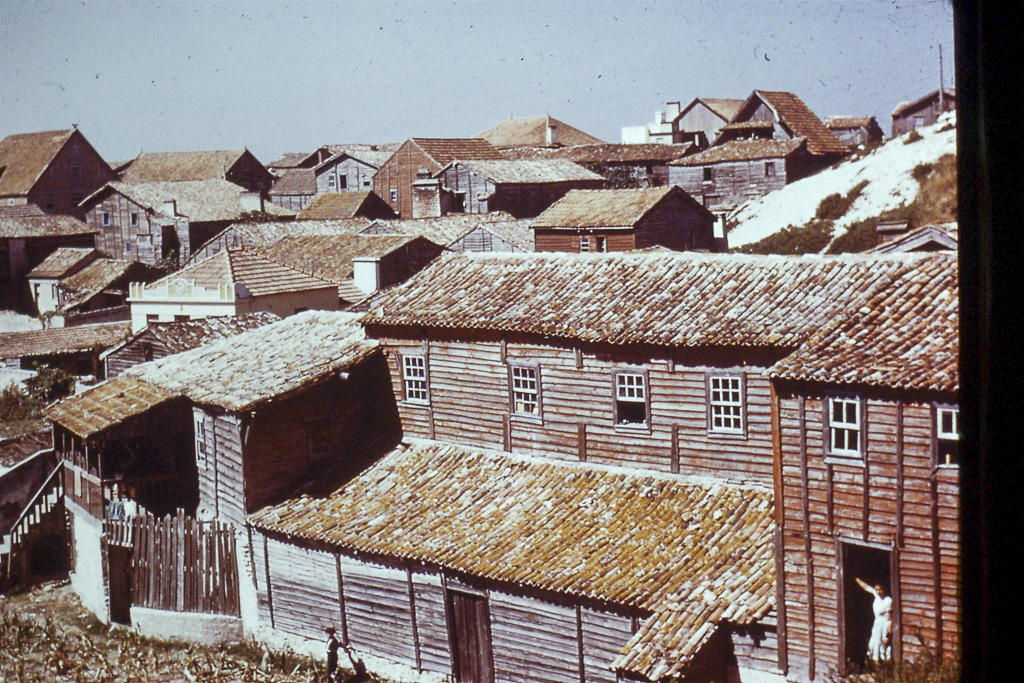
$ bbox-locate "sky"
[0,0,955,165]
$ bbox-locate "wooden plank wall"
[632,198,715,252]
[533,229,634,253]
[729,613,780,676]
[581,605,634,683]
[379,330,778,485]
[668,160,788,214]
[194,408,246,525]
[449,226,525,253]
[264,537,339,638]
[489,588,580,683]
[86,193,165,264]
[777,387,960,681]
[316,157,376,194]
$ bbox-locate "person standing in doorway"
[856,577,892,661]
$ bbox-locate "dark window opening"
[841,543,893,672]
[703,167,714,182]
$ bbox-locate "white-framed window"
[935,404,959,466]
[402,354,429,404]
[509,364,541,418]
[614,370,649,427]
[708,374,744,434]
[390,189,398,204]
[101,211,111,227]
[328,175,336,190]
[827,396,862,457]
[195,415,208,464]
[580,236,590,252]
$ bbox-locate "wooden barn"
[0,128,116,217]
[26,247,101,316]
[768,255,959,679]
[373,138,505,218]
[118,149,276,194]
[54,257,166,326]
[674,97,746,149]
[530,186,716,253]
[102,312,279,378]
[891,88,956,138]
[248,439,776,683]
[824,116,885,149]
[871,223,958,254]
[433,159,604,218]
[0,321,130,377]
[314,149,393,194]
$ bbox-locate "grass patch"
[908,153,957,226]
[903,129,924,144]
[816,180,870,222]
[827,206,911,255]
[736,219,834,255]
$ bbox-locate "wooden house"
[0,321,130,377]
[257,233,445,303]
[433,159,604,218]
[314,149,393,195]
[102,312,279,378]
[55,257,166,326]
[531,186,716,253]
[0,128,116,217]
[1,206,97,311]
[181,218,372,267]
[296,192,397,221]
[118,149,276,194]
[361,212,534,252]
[824,116,885,148]
[127,248,338,332]
[872,223,958,254]
[267,169,317,211]
[891,88,956,138]
[27,247,101,316]
[667,139,813,214]
[503,143,693,188]
[373,138,505,218]
[476,115,605,149]
[79,180,294,267]
[674,98,746,149]
[767,255,959,679]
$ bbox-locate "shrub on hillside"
[24,365,76,405]
[909,153,957,226]
[904,129,923,144]
[736,219,834,255]
[0,385,35,422]
[816,181,869,222]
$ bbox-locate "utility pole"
[938,44,945,110]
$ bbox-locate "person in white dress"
[856,577,892,661]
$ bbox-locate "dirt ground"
[0,577,378,683]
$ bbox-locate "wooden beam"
[578,422,587,462]
[799,396,815,681]
[771,383,783,525]
[896,400,905,546]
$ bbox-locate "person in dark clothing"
[325,626,342,682]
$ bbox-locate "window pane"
[511,366,538,415]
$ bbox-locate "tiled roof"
[440,159,604,184]
[364,252,934,349]
[476,115,605,148]
[502,143,693,164]
[755,91,849,156]
[56,258,141,312]
[825,116,877,130]
[44,374,179,438]
[27,248,97,279]
[692,97,746,122]
[769,255,958,391]
[892,88,957,117]
[531,186,700,229]
[147,248,335,298]
[0,209,96,239]
[719,120,776,131]
[99,180,294,223]
[119,150,248,183]
[409,138,505,166]
[871,223,958,254]
[297,192,395,220]
[269,168,316,195]
[250,439,774,680]
[468,217,535,251]
[267,151,313,170]
[0,322,131,361]
[125,311,377,411]
[363,212,526,247]
[103,312,280,360]
[671,139,805,165]
[0,129,75,196]
[317,148,394,169]
[258,234,429,284]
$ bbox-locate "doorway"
[447,590,494,683]
[840,542,892,671]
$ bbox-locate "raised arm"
[855,577,878,597]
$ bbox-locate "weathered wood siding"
[373,142,434,218]
[534,229,635,253]
[669,158,790,214]
[375,328,778,484]
[729,613,781,678]
[449,226,528,253]
[677,104,729,148]
[892,96,955,137]
[776,384,959,681]
[84,191,189,265]
[342,556,419,664]
[413,568,453,675]
[581,605,634,683]
[317,157,378,194]
[376,239,445,290]
[438,164,603,219]
[20,129,116,217]
[265,537,339,638]
[632,197,715,251]
[490,589,580,683]
[195,408,246,525]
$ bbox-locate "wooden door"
[448,591,494,683]
[107,544,132,625]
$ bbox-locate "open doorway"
[840,542,893,671]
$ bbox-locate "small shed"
[27,247,100,315]
[0,321,131,377]
[891,88,956,137]
[824,116,885,148]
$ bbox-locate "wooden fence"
[104,510,240,617]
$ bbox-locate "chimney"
[655,111,665,125]
[666,101,681,120]
[353,256,382,294]
[412,170,443,218]
[239,191,264,213]
[161,199,177,216]
[546,124,558,146]
[713,215,729,253]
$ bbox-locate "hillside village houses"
[1,86,961,683]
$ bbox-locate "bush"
[816,180,869,222]
[24,365,76,405]
[904,129,923,144]
[911,163,934,182]
[0,385,35,422]
[736,219,834,255]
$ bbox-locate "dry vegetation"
[0,580,378,683]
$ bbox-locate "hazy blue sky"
[1,1,954,164]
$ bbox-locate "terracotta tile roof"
[719,120,776,132]
[409,138,505,166]
[440,159,604,184]
[297,192,395,220]
[769,255,957,391]
[502,143,693,164]
[825,116,878,130]
[103,312,280,360]
[0,129,75,196]
[57,258,147,312]
[531,186,704,229]
[99,180,294,223]
[267,151,313,170]
[755,91,849,156]
[892,88,957,117]
[364,252,933,349]
[125,311,377,411]
[44,374,179,438]
[269,168,316,195]
[363,212,526,247]
[671,139,805,165]
[0,210,96,239]
[119,150,249,183]
[258,234,430,285]
[27,248,98,279]
[476,115,605,148]
[0,321,131,361]
[250,438,774,679]
[147,248,335,298]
